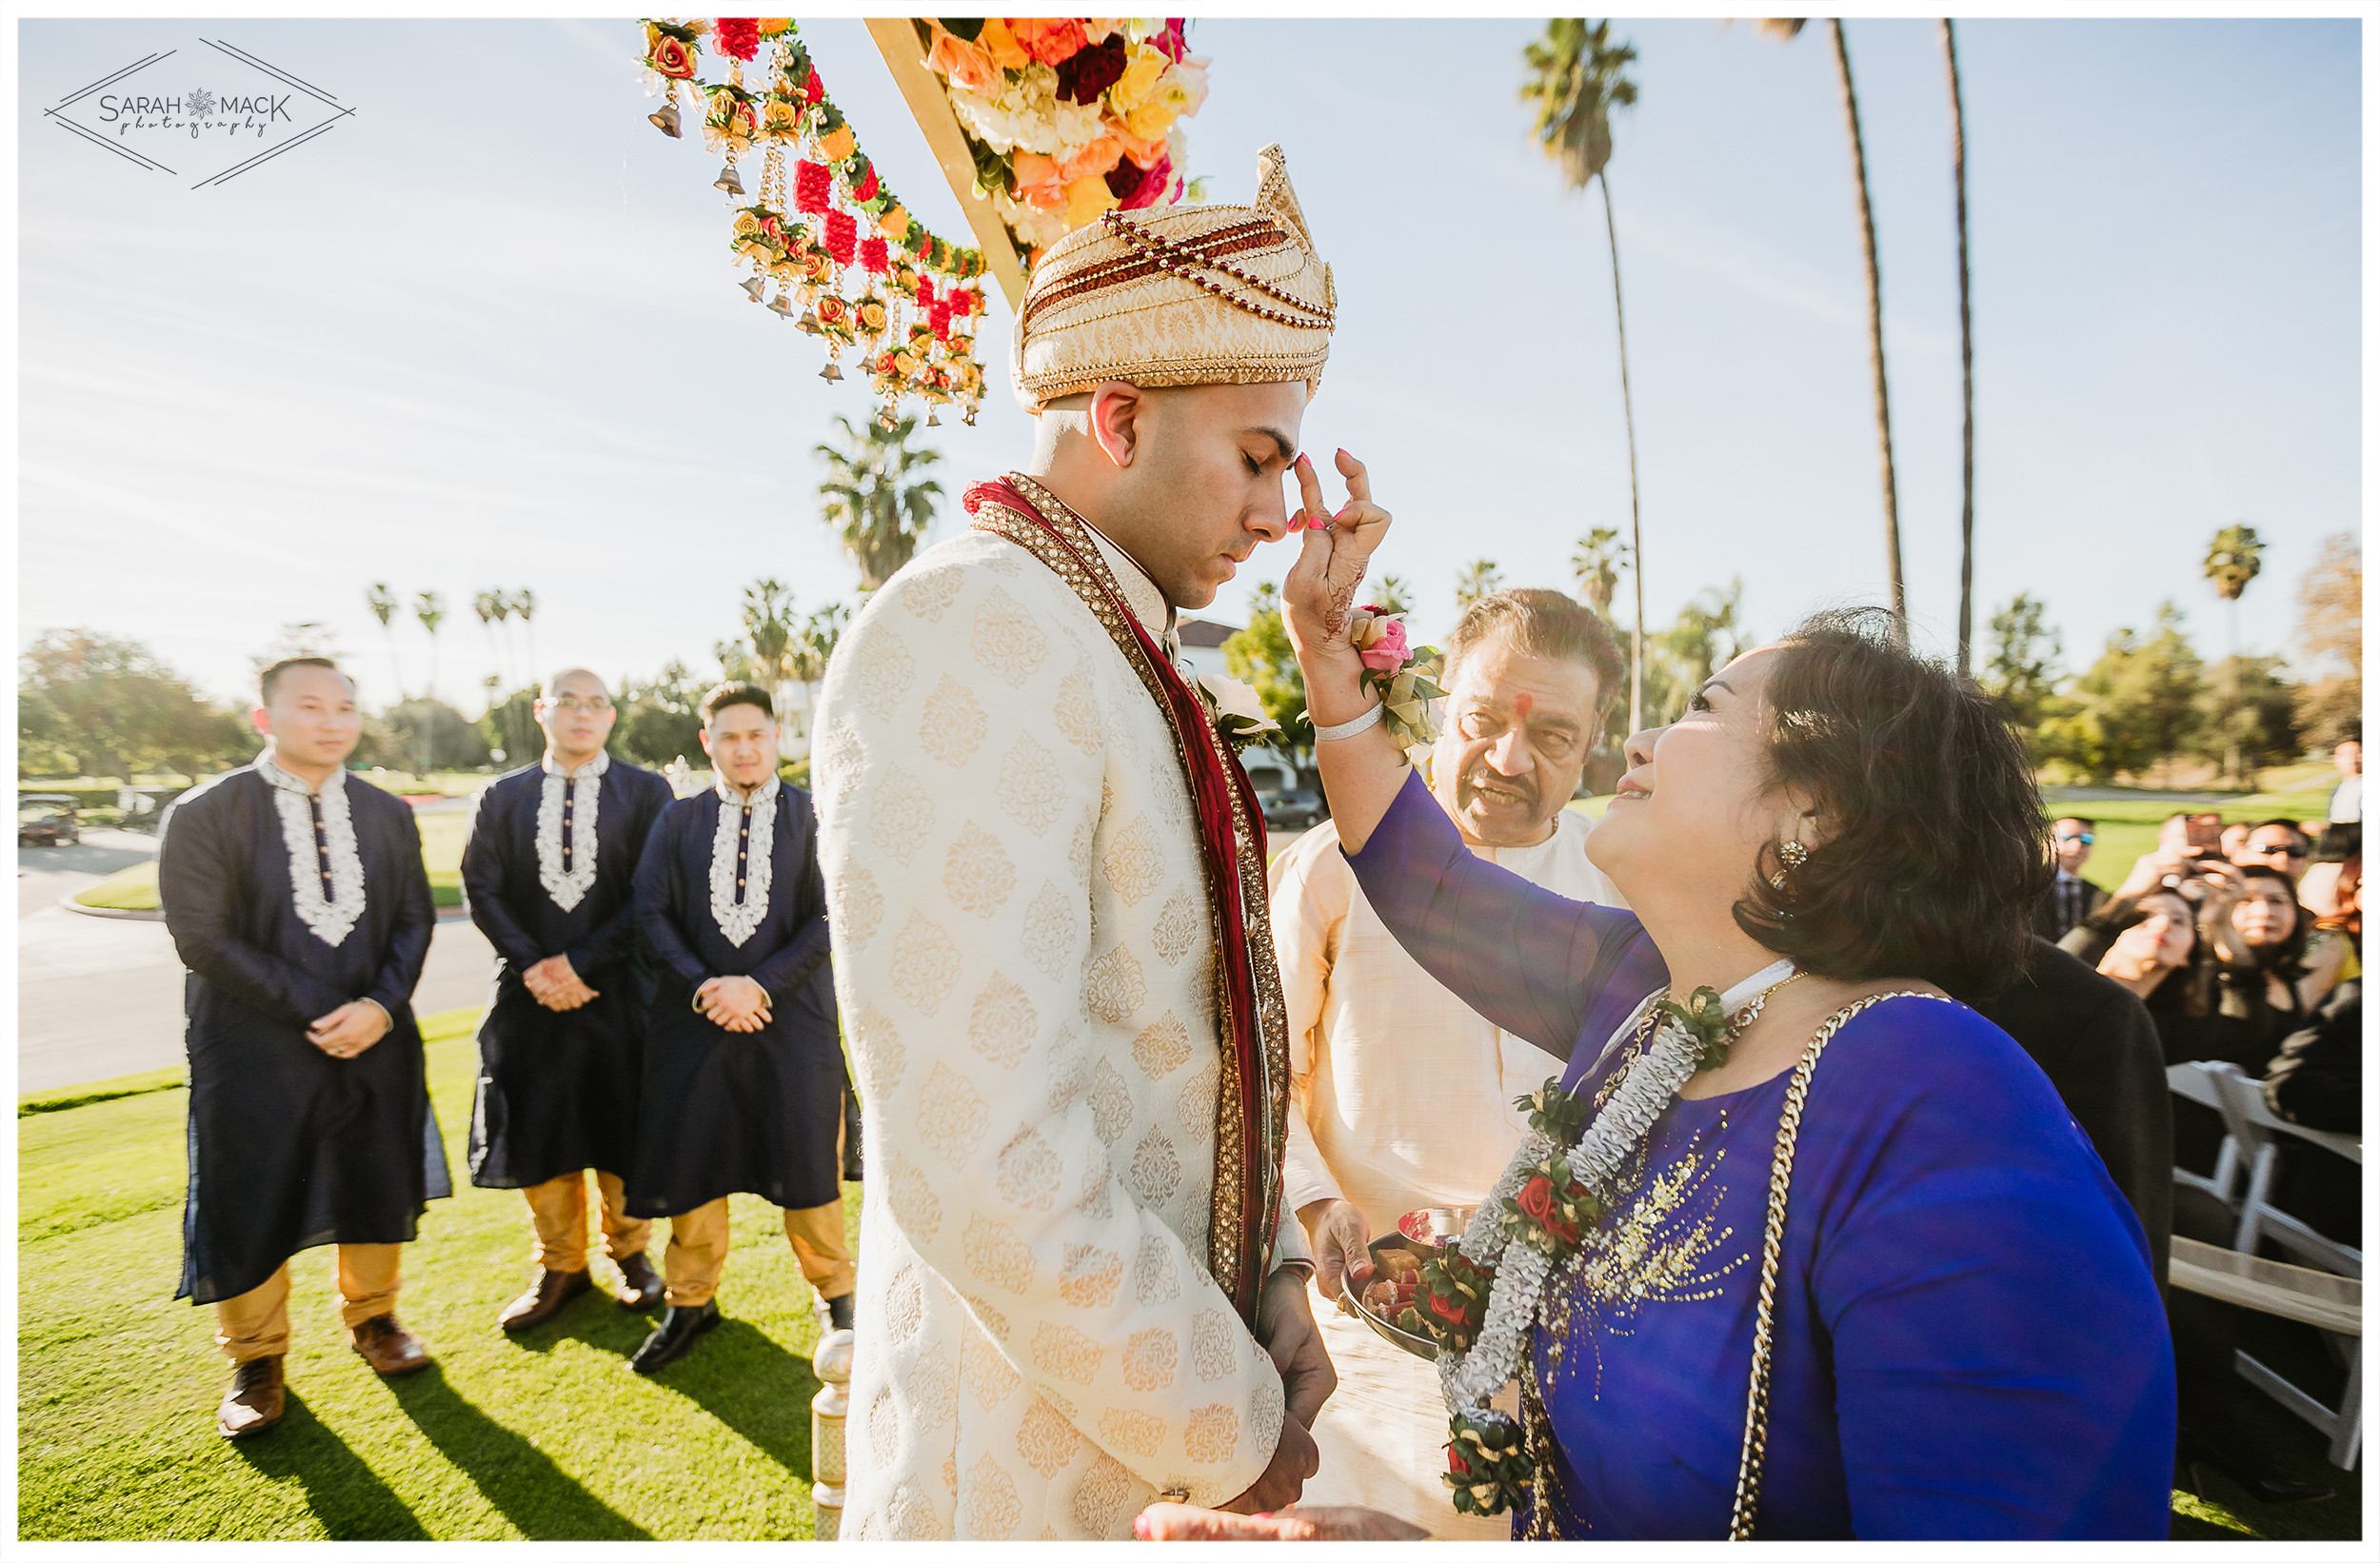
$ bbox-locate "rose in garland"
[643,19,703,81]
[1498,1152,1606,1258]
[1056,33,1129,104]
[1445,1412,1532,1516]
[1414,1249,1496,1355]
[926,26,1001,95]
[1008,18,1091,67]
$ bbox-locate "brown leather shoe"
[349,1314,433,1375]
[613,1251,664,1311]
[497,1266,592,1333]
[217,1355,285,1439]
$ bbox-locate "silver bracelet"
[1311,700,1383,742]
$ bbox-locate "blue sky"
[17,14,2361,710]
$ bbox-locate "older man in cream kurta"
[1277,587,1628,1539]
[815,145,1337,1540]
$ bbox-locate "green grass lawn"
[18,1007,854,1541]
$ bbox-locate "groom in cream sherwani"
[813,148,1348,1540]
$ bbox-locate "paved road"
[15,829,497,1097]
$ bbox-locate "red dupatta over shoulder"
[964,473,1291,1328]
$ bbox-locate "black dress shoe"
[628,1301,720,1373]
[613,1251,664,1311]
[497,1267,592,1333]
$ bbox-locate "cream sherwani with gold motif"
[813,523,1308,1541]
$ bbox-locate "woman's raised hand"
[1281,449,1393,726]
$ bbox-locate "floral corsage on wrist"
[1195,672,1282,753]
[1347,605,1445,760]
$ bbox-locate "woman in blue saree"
[1146,453,2173,1543]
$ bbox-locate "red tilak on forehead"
[1512,691,1535,720]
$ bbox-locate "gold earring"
[1771,840,1809,891]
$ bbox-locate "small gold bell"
[820,361,844,383]
[768,291,796,318]
[648,102,682,138]
[740,276,767,303]
[926,410,941,426]
[713,162,744,196]
[962,406,978,426]
[796,308,822,334]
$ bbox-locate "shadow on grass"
[377,1365,653,1540]
[495,1288,819,1479]
[229,1391,431,1540]
[643,1316,822,1477]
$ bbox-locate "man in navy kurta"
[160,657,446,1440]
[624,682,852,1372]
[461,668,675,1332]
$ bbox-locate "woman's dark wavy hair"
[1734,607,2053,1001]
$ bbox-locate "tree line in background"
[1220,525,2359,791]
[16,415,947,788]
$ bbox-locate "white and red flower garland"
[639,18,992,426]
[1425,962,1796,1517]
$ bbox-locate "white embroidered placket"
[258,751,367,948]
[536,751,609,912]
[709,778,779,946]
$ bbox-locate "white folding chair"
[2167,1061,2364,1469]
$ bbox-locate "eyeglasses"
[545,697,612,715]
[2246,841,2309,859]
[2055,832,2094,845]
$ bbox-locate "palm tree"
[785,601,852,743]
[1943,19,1976,676]
[365,583,404,701]
[742,578,795,717]
[1366,575,1412,615]
[1761,18,1907,642]
[2203,523,2265,784]
[816,414,944,591]
[1571,525,1629,619]
[1453,559,1505,611]
[414,590,446,702]
[512,588,540,685]
[472,589,506,694]
[1521,18,1648,729]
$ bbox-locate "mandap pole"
[864,18,1029,312]
[810,1328,855,1538]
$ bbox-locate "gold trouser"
[662,1196,854,1308]
[213,1244,404,1363]
[522,1170,652,1273]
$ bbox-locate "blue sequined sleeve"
[1343,768,1664,1061]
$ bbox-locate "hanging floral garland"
[918,18,1210,265]
[638,17,992,426]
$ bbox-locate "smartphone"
[2184,813,2224,857]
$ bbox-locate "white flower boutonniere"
[1196,671,1281,752]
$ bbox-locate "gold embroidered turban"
[1010,143,1337,412]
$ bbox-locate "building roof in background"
[1179,618,1240,648]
